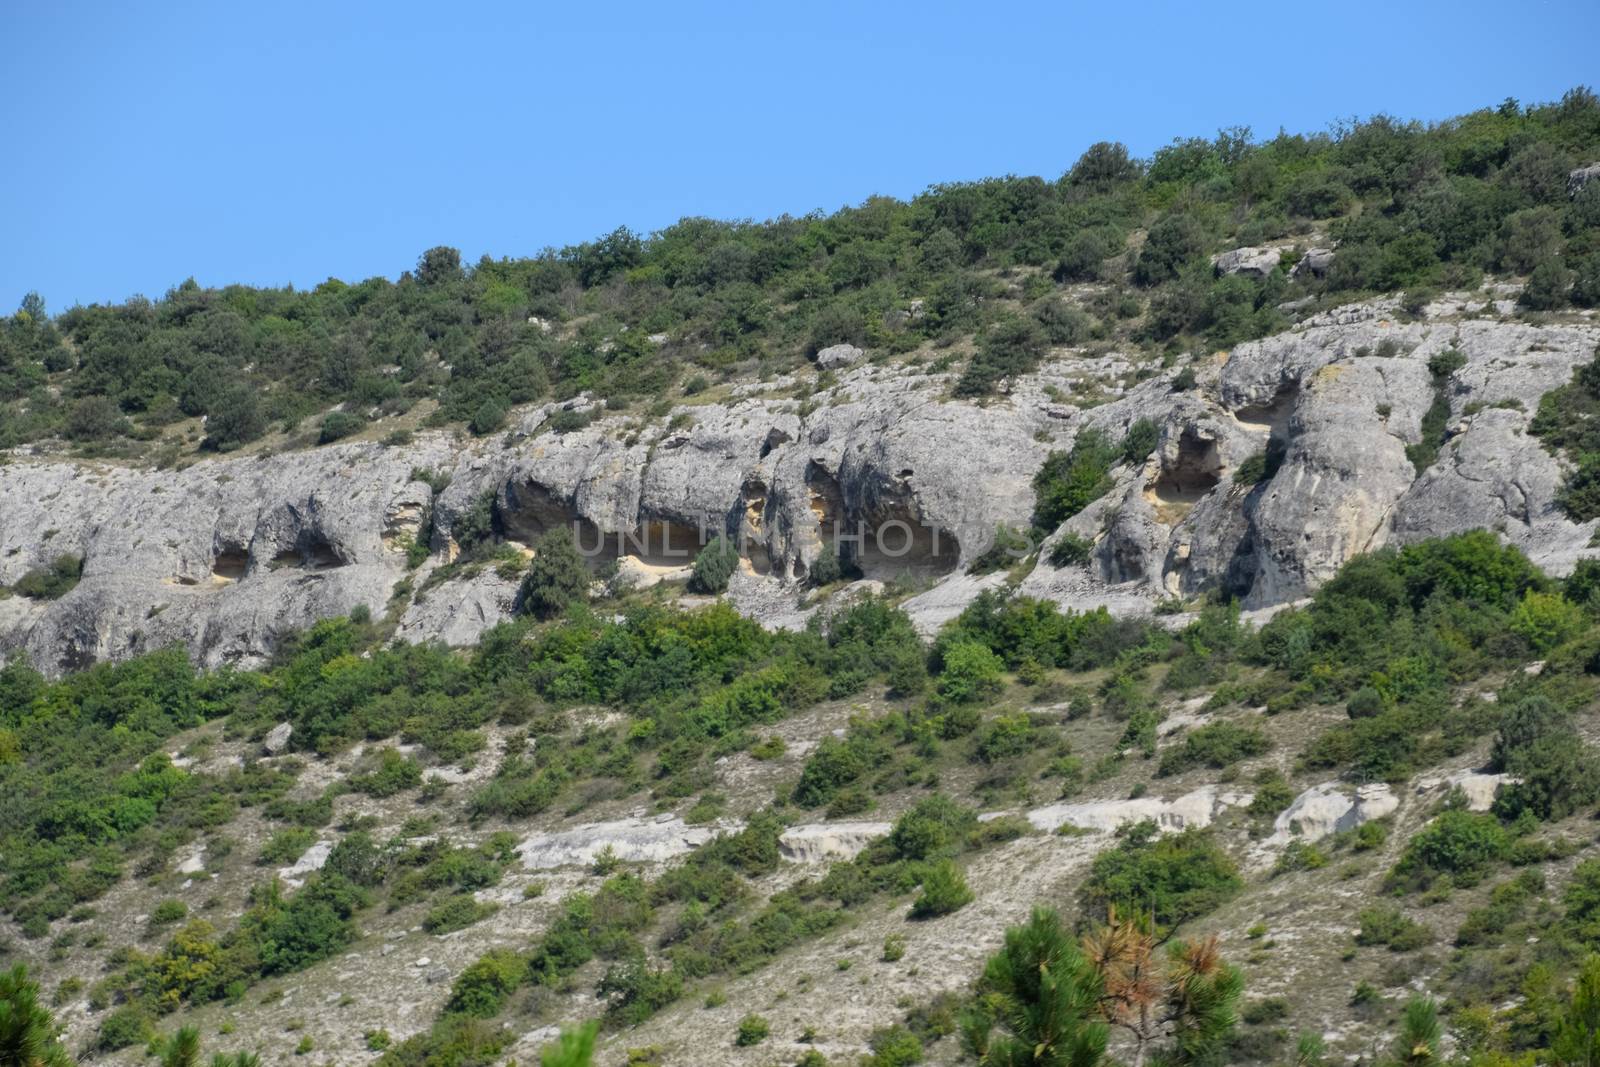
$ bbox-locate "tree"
[161,1028,201,1067]
[689,536,740,595]
[956,315,1050,397]
[1134,214,1207,287]
[1394,997,1441,1066]
[0,965,73,1067]
[1068,142,1141,191]
[968,907,1109,1067]
[415,246,464,287]
[518,528,591,620]
[202,384,265,451]
[1553,957,1600,1067]
[1081,910,1241,1067]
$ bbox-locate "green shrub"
[1388,811,1509,891]
[1509,589,1585,652]
[519,527,591,619]
[469,398,509,436]
[1355,906,1433,951]
[149,899,188,926]
[865,1025,924,1066]
[734,1014,770,1046]
[1157,721,1270,776]
[446,949,526,1017]
[1079,822,1241,930]
[13,554,83,600]
[317,411,365,444]
[97,1004,151,1051]
[689,536,740,595]
[1049,531,1095,567]
[259,828,317,866]
[955,316,1049,397]
[1032,429,1118,530]
[935,641,1004,705]
[910,859,974,919]
[349,748,422,797]
[423,894,497,935]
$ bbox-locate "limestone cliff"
[3,293,1596,672]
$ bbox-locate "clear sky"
[4,0,1597,311]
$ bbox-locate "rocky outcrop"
[1212,245,1281,278]
[1025,785,1252,835]
[3,295,1598,672]
[779,821,893,863]
[516,814,722,869]
[1266,783,1399,847]
[815,343,866,370]
[1570,162,1600,198]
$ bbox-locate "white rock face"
[1414,771,1511,812]
[278,840,333,888]
[3,297,1598,673]
[516,815,720,870]
[1025,785,1251,835]
[778,822,893,864]
[1266,783,1399,847]
[1570,162,1600,198]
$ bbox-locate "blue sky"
[4,0,1597,310]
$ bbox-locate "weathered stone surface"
[1212,245,1282,278]
[516,814,721,869]
[263,722,293,756]
[815,343,866,370]
[1570,162,1600,197]
[779,822,892,863]
[3,296,1599,671]
[1266,783,1399,847]
[1290,247,1335,279]
[1025,785,1252,835]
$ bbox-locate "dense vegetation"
[2,90,1598,458]
[7,525,1600,1061]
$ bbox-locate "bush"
[469,398,509,436]
[1388,810,1509,891]
[97,1005,151,1051]
[1032,429,1118,530]
[1135,213,1208,286]
[935,641,1004,705]
[910,859,974,919]
[350,748,422,797]
[1079,821,1241,930]
[519,527,591,619]
[13,554,83,600]
[1157,721,1270,777]
[424,894,498,935]
[865,1025,924,1066]
[689,536,740,595]
[447,949,526,1017]
[150,899,188,926]
[317,410,365,444]
[955,316,1049,397]
[1355,906,1433,952]
[734,1014,770,1046]
[1049,531,1095,567]
[1509,589,1584,652]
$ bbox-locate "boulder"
[263,722,293,755]
[1266,783,1399,847]
[1290,247,1335,279]
[1212,245,1281,278]
[815,343,865,370]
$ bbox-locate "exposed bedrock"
[4,297,1599,671]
